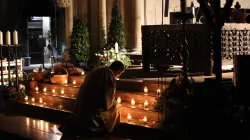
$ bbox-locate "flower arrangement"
[2,80,28,101]
[95,47,132,68]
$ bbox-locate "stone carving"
[57,0,71,7]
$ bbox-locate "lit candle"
[73,80,76,86]
[115,42,119,53]
[35,87,39,92]
[52,89,55,93]
[24,96,28,101]
[43,87,47,92]
[13,30,18,45]
[6,31,10,45]
[31,98,35,103]
[81,71,85,76]
[157,89,161,93]
[143,116,147,122]
[127,114,132,120]
[144,87,148,93]
[144,100,149,108]
[0,31,3,45]
[131,98,135,106]
[64,80,68,85]
[61,89,64,94]
[39,98,43,103]
[117,97,121,104]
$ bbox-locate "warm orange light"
[131,98,135,106]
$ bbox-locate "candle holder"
[0,44,4,86]
[14,44,20,89]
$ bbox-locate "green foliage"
[153,75,195,128]
[107,0,126,49]
[70,19,90,62]
[95,48,132,68]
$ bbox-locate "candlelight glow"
[61,89,64,94]
[43,87,47,92]
[35,87,39,92]
[144,87,148,93]
[31,98,35,103]
[24,96,28,101]
[131,98,135,106]
[143,116,147,122]
[157,89,161,93]
[81,71,85,75]
[117,97,121,104]
[64,80,68,84]
[52,89,55,93]
[127,114,132,120]
[39,98,43,103]
[144,100,149,108]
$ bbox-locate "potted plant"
[107,0,126,50]
[70,19,90,67]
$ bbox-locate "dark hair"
[109,61,124,72]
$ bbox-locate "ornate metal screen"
[221,29,250,60]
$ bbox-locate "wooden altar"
[142,24,213,75]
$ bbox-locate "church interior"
[1,0,250,139]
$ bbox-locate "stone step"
[37,82,79,95]
[7,101,160,130]
[116,79,167,92]
[28,91,76,111]
[116,91,157,105]
[68,76,167,92]
[119,106,159,124]
[30,89,77,99]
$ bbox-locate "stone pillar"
[99,0,107,48]
[65,2,73,49]
[77,0,88,21]
[131,0,142,52]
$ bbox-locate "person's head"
[109,61,125,78]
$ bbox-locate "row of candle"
[24,96,63,109]
[127,113,148,123]
[0,30,18,45]
[143,87,161,94]
[25,96,44,104]
[35,87,65,94]
[117,97,149,108]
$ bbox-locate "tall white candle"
[0,31,3,45]
[13,30,18,45]
[115,42,119,53]
[6,31,10,45]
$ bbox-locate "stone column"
[99,0,107,48]
[78,0,88,21]
[131,0,142,53]
[65,2,73,49]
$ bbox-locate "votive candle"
[31,98,35,103]
[127,114,132,120]
[73,80,76,86]
[61,89,64,94]
[131,98,135,106]
[144,87,148,93]
[157,89,161,94]
[24,96,28,101]
[52,89,55,93]
[143,116,147,122]
[81,71,85,75]
[117,97,121,104]
[43,87,47,92]
[144,100,149,108]
[39,98,43,103]
[35,87,39,92]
